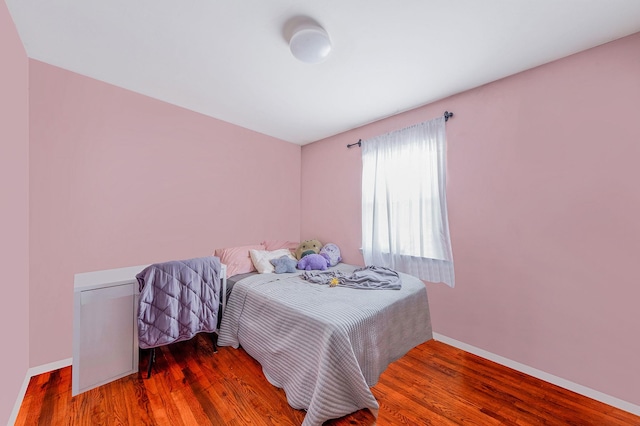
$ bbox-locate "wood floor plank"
[167,339,234,425]
[15,336,640,425]
[15,372,49,426]
[120,374,156,426]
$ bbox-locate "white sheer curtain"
[361,116,455,287]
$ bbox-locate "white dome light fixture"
[289,22,332,64]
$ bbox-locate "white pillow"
[249,248,296,274]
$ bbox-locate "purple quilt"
[136,256,221,349]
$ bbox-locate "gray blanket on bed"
[302,265,402,289]
[137,256,221,349]
[217,263,431,426]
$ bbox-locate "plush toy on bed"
[270,255,298,274]
[297,253,330,271]
[295,239,323,260]
[319,243,342,267]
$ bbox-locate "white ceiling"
[6,1,640,145]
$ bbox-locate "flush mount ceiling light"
[289,22,332,64]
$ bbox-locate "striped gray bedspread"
[217,263,432,426]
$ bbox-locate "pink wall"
[301,33,640,406]
[0,1,30,423]
[29,61,301,366]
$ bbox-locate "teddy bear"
[297,252,330,271]
[295,239,323,260]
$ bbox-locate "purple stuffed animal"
[297,253,330,271]
[319,243,342,266]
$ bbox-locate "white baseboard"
[26,357,72,378]
[8,358,72,426]
[433,333,640,417]
[8,373,31,426]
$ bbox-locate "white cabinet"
[72,265,145,396]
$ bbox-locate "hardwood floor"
[16,336,639,425]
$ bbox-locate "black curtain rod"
[347,111,454,148]
[444,110,454,122]
[346,139,362,149]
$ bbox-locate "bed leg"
[212,332,218,353]
[146,348,156,379]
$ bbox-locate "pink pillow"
[262,240,299,252]
[213,244,265,277]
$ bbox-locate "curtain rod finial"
[444,111,454,122]
[347,139,362,149]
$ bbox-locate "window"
[361,116,454,287]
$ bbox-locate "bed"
[217,263,432,426]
